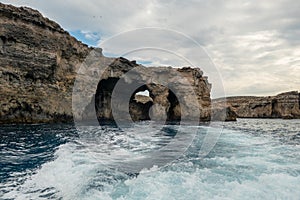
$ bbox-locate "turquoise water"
[0,119,300,199]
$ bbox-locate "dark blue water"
[0,124,72,180]
[0,119,300,199]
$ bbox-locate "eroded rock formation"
[0,3,212,124]
[211,106,237,121]
[213,91,300,119]
[77,57,212,124]
[0,3,95,123]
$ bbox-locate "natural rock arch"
[94,78,182,124]
[79,57,211,125]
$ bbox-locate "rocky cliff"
[213,91,300,119]
[0,3,93,123]
[95,58,212,123]
[73,57,212,124]
[0,3,212,124]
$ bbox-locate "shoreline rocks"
[213,91,300,120]
[211,106,237,121]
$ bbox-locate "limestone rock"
[211,106,237,121]
[0,3,92,123]
[129,95,153,121]
[81,57,212,124]
[213,91,300,119]
[0,3,212,124]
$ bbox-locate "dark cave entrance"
[95,78,181,124]
[95,77,119,123]
[167,89,181,121]
[129,85,153,121]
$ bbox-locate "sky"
[2,0,300,98]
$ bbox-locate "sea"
[0,118,300,200]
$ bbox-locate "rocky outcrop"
[129,95,153,121]
[0,3,212,124]
[213,91,300,119]
[211,106,237,121]
[0,3,92,123]
[77,57,212,124]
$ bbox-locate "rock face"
[213,91,300,119]
[129,95,153,121]
[78,57,212,124]
[0,3,212,124]
[0,3,92,123]
[211,106,237,121]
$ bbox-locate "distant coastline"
[213,91,300,120]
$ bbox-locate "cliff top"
[213,91,299,102]
[0,2,66,34]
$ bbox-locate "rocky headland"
[0,3,212,124]
[213,91,300,119]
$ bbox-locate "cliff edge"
[0,3,93,123]
[0,3,212,124]
[213,91,300,119]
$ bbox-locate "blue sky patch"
[69,30,99,47]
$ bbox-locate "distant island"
[0,3,299,124]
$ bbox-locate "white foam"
[115,169,300,200]
[2,125,300,199]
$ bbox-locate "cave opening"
[129,85,181,123]
[94,78,181,124]
[167,89,181,122]
[129,85,153,121]
[271,99,279,118]
[95,77,119,124]
[135,89,150,97]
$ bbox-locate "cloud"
[207,29,300,96]
[81,31,99,41]
[2,0,299,97]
